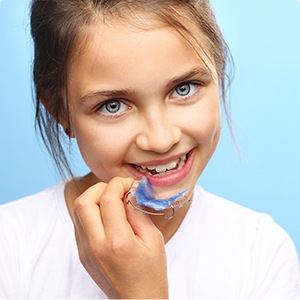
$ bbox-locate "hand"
[73,177,169,299]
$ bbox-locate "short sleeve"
[246,214,300,299]
[0,210,29,299]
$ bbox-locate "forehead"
[76,22,200,67]
[68,18,217,96]
[72,12,216,68]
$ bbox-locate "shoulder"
[193,186,300,297]
[0,182,81,299]
[194,185,295,247]
[0,181,69,237]
[195,185,280,232]
[0,180,71,261]
[0,181,66,213]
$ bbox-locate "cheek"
[198,106,221,143]
[178,98,221,144]
[74,129,128,182]
[198,91,221,140]
[74,122,133,164]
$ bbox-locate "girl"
[0,0,299,299]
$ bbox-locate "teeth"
[135,154,187,175]
[146,166,156,170]
[178,159,185,167]
[155,159,178,173]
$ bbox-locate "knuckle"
[73,196,88,212]
[108,177,124,190]
[109,236,132,257]
[109,176,121,184]
[109,176,134,188]
[99,194,111,206]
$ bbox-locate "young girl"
[0,0,299,299]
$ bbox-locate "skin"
[62,19,221,298]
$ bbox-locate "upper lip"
[131,150,190,167]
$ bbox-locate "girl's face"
[67,20,221,198]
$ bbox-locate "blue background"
[0,0,299,256]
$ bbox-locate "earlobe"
[64,126,75,138]
[64,127,71,137]
[39,89,75,138]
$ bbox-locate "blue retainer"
[132,176,187,211]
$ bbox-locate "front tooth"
[147,166,156,170]
[166,160,177,170]
[155,160,177,173]
[155,165,167,173]
[139,157,181,174]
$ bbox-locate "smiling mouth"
[132,154,187,177]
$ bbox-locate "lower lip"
[128,149,195,187]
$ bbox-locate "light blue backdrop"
[0,0,299,256]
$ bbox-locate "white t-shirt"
[0,182,299,299]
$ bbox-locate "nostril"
[135,132,180,153]
[135,115,182,153]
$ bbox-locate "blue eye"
[99,100,128,116]
[172,82,198,98]
[176,83,191,96]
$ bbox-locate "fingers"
[125,195,163,242]
[99,177,134,237]
[73,176,161,247]
[72,176,168,298]
[74,177,138,239]
[73,182,106,244]
[97,177,162,244]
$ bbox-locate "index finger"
[73,182,107,243]
[99,177,135,237]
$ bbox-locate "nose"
[135,109,182,153]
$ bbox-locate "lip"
[128,149,195,187]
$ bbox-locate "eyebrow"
[79,66,212,104]
[79,88,132,105]
[166,66,212,91]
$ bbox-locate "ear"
[63,126,75,138]
[39,89,75,138]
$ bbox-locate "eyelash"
[96,99,130,119]
[170,81,201,100]
[94,81,201,119]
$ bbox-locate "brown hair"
[30,0,234,177]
